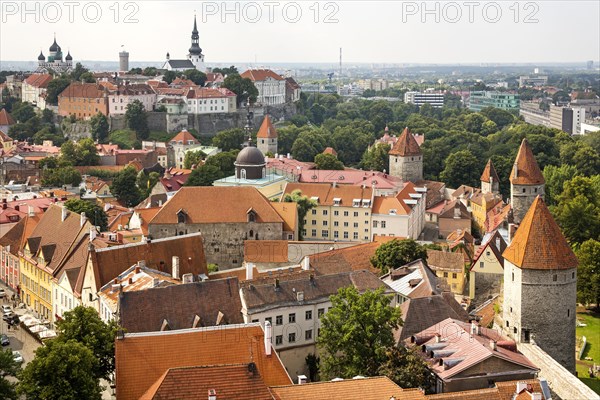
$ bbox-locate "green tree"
[479,106,515,129]
[212,66,238,75]
[41,108,54,124]
[0,348,20,400]
[11,102,35,123]
[314,153,344,170]
[125,100,149,140]
[60,138,99,166]
[361,143,390,172]
[543,164,580,206]
[184,150,205,169]
[142,67,158,76]
[64,199,108,231]
[41,166,82,187]
[553,176,600,245]
[211,128,244,152]
[70,62,91,82]
[183,69,207,86]
[185,164,224,187]
[90,112,109,143]
[222,73,258,106]
[282,189,316,240]
[18,340,102,400]
[54,306,118,381]
[440,149,481,188]
[137,171,161,198]
[370,239,428,274]
[291,138,318,162]
[377,346,434,391]
[576,239,600,307]
[162,70,177,84]
[318,286,402,379]
[45,77,71,105]
[79,72,95,83]
[110,166,143,207]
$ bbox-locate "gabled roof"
[140,364,274,400]
[481,159,500,183]
[438,200,470,220]
[381,259,440,300]
[426,249,464,272]
[119,278,243,333]
[24,73,53,88]
[115,324,292,400]
[270,202,297,233]
[58,83,107,99]
[406,318,538,381]
[309,242,382,275]
[245,241,289,263]
[282,182,373,207]
[389,127,422,156]
[90,233,208,291]
[372,182,422,215]
[165,59,195,69]
[502,196,577,270]
[241,69,284,82]
[0,109,16,126]
[270,377,420,400]
[510,139,545,185]
[257,115,277,138]
[397,293,469,342]
[149,187,283,224]
[471,230,507,271]
[322,147,337,156]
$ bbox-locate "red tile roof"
[257,115,278,138]
[115,324,292,400]
[502,196,577,270]
[389,127,422,156]
[241,69,285,81]
[481,159,500,183]
[0,109,16,126]
[24,73,52,88]
[282,182,373,207]
[169,129,199,144]
[510,139,545,185]
[186,87,236,99]
[150,187,283,225]
[140,364,274,400]
[322,147,337,156]
[58,82,107,99]
[245,240,289,263]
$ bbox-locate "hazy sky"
[1,1,599,65]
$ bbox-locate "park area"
[576,309,600,394]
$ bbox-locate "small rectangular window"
[276,315,283,325]
[275,335,283,345]
[289,313,296,323]
[305,310,312,320]
[305,329,313,340]
[318,308,325,317]
[288,332,296,343]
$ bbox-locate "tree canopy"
[370,239,428,274]
[125,100,149,140]
[110,166,143,207]
[282,189,316,240]
[222,73,258,106]
[64,199,109,231]
[314,153,344,170]
[0,348,20,400]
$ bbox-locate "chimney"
[28,205,35,217]
[302,256,310,271]
[286,153,290,159]
[332,181,337,188]
[89,227,97,242]
[298,375,308,384]
[80,212,87,227]
[135,265,141,274]
[470,321,480,335]
[516,382,528,394]
[264,320,272,356]
[246,262,254,280]
[14,205,19,212]
[61,207,68,221]
[172,256,180,279]
[490,340,497,351]
[208,389,217,400]
[435,334,441,343]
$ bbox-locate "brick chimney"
[302,256,310,271]
[80,212,87,227]
[172,256,180,279]
[61,206,68,221]
[245,262,254,280]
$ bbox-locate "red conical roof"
[257,115,277,139]
[503,196,577,270]
[481,159,500,183]
[389,127,421,156]
[510,139,544,185]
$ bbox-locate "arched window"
[249,230,254,237]
[241,169,246,179]
[262,168,266,178]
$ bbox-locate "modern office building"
[468,91,520,112]
[404,90,445,108]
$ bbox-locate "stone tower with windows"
[481,159,500,195]
[510,139,545,224]
[389,127,423,182]
[502,196,577,373]
[256,115,278,155]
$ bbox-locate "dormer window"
[177,209,187,224]
[247,209,257,223]
[353,199,361,207]
[310,196,319,204]
[362,199,371,207]
[389,209,397,215]
[333,198,341,206]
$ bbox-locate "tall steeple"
[188,15,202,56]
[510,139,545,224]
[481,159,500,194]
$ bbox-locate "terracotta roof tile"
[245,241,289,263]
[270,376,420,400]
[0,109,16,126]
[150,187,283,224]
[481,159,500,183]
[271,202,298,233]
[115,324,292,400]
[24,73,53,88]
[389,127,422,156]
[120,277,243,333]
[140,364,275,400]
[282,182,373,207]
[241,69,284,82]
[426,250,464,272]
[502,196,577,270]
[427,388,501,399]
[169,129,199,144]
[322,147,337,156]
[90,233,208,291]
[510,139,545,185]
[257,115,278,138]
[58,82,107,99]
[309,242,381,275]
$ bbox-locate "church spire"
[188,14,202,56]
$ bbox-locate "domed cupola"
[234,143,266,180]
[49,37,59,52]
[38,51,45,61]
[65,51,72,61]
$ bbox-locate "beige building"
[371,182,426,240]
[427,249,466,295]
[282,182,373,242]
[21,74,52,109]
[468,230,506,300]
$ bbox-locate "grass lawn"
[576,311,600,394]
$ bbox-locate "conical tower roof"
[510,139,544,185]
[257,115,277,139]
[502,196,577,270]
[481,159,500,183]
[389,127,421,156]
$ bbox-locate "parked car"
[0,289,5,298]
[1,305,11,314]
[2,312,16,322]
[12,351,23,363]
[0,334,9,346]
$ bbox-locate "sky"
[1,1,599,65]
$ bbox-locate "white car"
[0,289,5,298]
[1,305,11,315]
[12,351,23,364]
